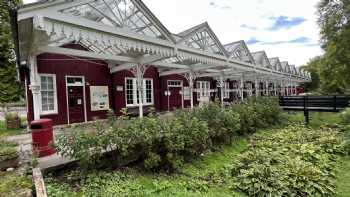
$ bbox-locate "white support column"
[255,78,259,97]
[280,80,284,96]
[219,74,224,108]
[130,64,149,118]
[240,75,244,101]
[274,81,277,96]
[288,78,292,96]
[265,80,269,96]
[28,55,41,120]
[183,72,196,109]
[136,65,143,118]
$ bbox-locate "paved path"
[5,129,75,171]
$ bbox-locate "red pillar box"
[31,119,56,157]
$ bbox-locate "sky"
[23,0,323,66]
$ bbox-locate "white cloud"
[23,0,323,66]
[142,0,323,66]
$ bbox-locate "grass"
[286,111,341,128]
[0,119,27,138]
[336,156,350,197]
[0,171,32,197]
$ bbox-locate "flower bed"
[230,125,345,196]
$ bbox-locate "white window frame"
[125,77,154,107]
[196,81,210,98]
[223,82,230,99]
[39,74,58,115]
[167,80,182,88]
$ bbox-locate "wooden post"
[33,168,48,197]
[304,96,309,125]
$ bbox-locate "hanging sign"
[90,86,109,111]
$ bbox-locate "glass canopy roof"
[60,0,164,39]
[224,41,254,64]
[181,30,224,55]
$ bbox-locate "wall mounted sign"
[164,90,171,96]
[90,86,109,111]
[116,86,124,91]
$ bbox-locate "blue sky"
[23,0,323,66]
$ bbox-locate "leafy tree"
[300,56,322,92]
[0,0,22,103]
[317,0,350,94]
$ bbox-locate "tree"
[0,0,22,103]
[317,0,350,94]
[300,56,322,93]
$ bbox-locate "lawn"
[336,156,350,197]
[287,111,342,128]
[0,171,32,197]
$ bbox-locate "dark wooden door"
[68,86,85,123]
[169,87,182,110]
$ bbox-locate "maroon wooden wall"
[24,44,112,125]
[112,66,161,115]
[159,74,191,111]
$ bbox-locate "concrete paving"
[4,129,75,171]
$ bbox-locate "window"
[126,79,134,105]
[196,81,210,98]
[168,80,182,87]
[40,74,57,115]
[67,77,83,86]
[223,82,230,99]
[125,78,153,106]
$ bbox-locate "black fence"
[279,95,350,124]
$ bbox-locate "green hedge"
[229,97,286,134]
[55,97,285,171]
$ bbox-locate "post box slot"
[31,124,43,129]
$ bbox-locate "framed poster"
[90,86,109,111]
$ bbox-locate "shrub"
[193,102,240,145]
[5,112,21,129]
[340,108,350,125]
[229,125,342,197]
[55,97,285,171]
[229,102,258,134]
[0,140,18,162]
[250,97,286,128]
[55,109,209,171]
[339,108,350,155]
[229,97,285,135]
